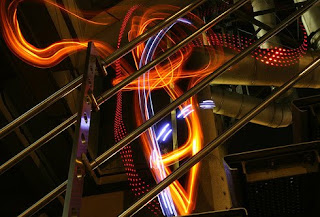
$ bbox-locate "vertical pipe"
[251,0,281,48]
[294,0,320,49]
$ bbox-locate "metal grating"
[247,176,303,217]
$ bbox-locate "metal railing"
[1,0,319,216]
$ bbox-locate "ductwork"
[210,48,320,88]
[251,0,281,49]
[294,0,320,49]
[211,87,292,128]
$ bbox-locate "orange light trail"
[129,6,225,214]
[0,1,308,216]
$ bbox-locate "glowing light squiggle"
[0,1,309,216]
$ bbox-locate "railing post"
[62,42,97,217]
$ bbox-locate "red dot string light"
[113,5,162,216]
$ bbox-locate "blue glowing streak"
[138,18,192,217]
[199,99,215,109]
[177,104,193,118]
[156,123,170,141]
[162,129,173,142]
[183,109,194,118]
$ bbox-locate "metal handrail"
[0,114,77,174]
[12,0,320,216]
[0,0,207,176]
[89,0,311,169]
[0,0,206,140]
[0,76,82,139]
[18,180,68,217]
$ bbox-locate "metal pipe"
[0,76,82,139]
[294,0,320,49]
[251,0,281,48]
[235,10,300,47]
[119,42,320,217]
[101,0,207,67]
[18,180,68,217]
[211,87,292,128]
[209,49,320,88]
[96,0,250,106]
[0,114,77,175]
[91,0,250,169]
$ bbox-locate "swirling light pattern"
[0,0,309,216]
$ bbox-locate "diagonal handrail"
[120,55,320,216]
[0,114,77,174]
[0,76,81,139]
[89,0,313,170]
[18,180,68,217]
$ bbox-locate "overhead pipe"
[210,48,320,88]
[294,0,320,49]
[211,87,292,128]
[251,0,281,48]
